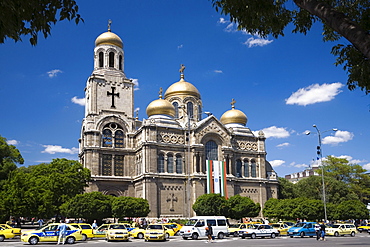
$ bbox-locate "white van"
[180,216,228,240]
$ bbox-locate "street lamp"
[306,125,337,223]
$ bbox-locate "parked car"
[239,224,279,239]
[129,227,145,239]
[270,223,290,235]
[105,224,129,241]
[180,216,228,240]
[20,223,83,245]
[93,224,109,238]
[144,224,166,241]
[288,222,316,238]
[68,223,94,241]
[0,226,16,242]
[0,224,21,236]
[228,223,254,237]
[326,224,357,237]
[357,224,370,233]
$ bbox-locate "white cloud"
[322,130,353,145]
[214,70,223,74]
[285,82,344,106]
[276,142,290,148]
[290,162,308,168]
[71,96,85,106]
[270,160,285,167]
[47,69,63,78]
[218,18,228,24]
[254,126,290,138]
[6,139,19,145]
[363,163,370,170]
[42,145,78,154]
[177,44,183,49]
[331,155,363,164]
[244,37,273,48]
[131,78,140,91]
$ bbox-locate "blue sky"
[1,0,369,177]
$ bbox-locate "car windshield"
[147,225,163,230]
[229,224,239,228]
[332,225,341,228]
[185,219,197,226]
[294,223,306,228]
[271,224,281,228]
[109,225,126,229]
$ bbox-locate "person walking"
[314,223,321,241]
[320,223,326,241]
[206,223,213,243]
[56,220,68,245]
[92,220,98,230]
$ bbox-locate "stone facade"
[79,28,278,218]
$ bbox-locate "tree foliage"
[228,194,260,219]
[60,192,112,223]
[0,135,23,187]
[193,193,229,216]
[278,177,296,199]
[210,0,370,94]
[111,196,150,219]
[0,0,83,45]
[334,200,368,220]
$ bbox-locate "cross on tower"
[107,87,119,108]
[166,193,178,211]
[231,98,236,109]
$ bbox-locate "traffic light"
[317,145,321,155]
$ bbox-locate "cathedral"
[79,26,278,218]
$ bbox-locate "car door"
[43,225,58,242]
[257,225,267,237]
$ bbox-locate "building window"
[167,154,174,173]
[243,159,249,177]
[251,160,257,178]
[173,102,179,118]
[99,52,104,67]
[115,130,124,148]
[119,55,122,70]
[236,159,242,178]
[158,153,165,173]
[205,140,218,161]
[176,155,183,174]
[102,154,112,176]
[114,155,124,176]
[187,102,194,118]
[109,52,115,67]
[102,129,112,147]
[198,105,202,120]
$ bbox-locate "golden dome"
[220,99,247,126]
[164,74,200,99]
[146,88,175,117]
[95,31,123,48]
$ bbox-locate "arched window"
[198,105,202,120]
[176,155,182,174]
[251,160,257,178]
[109,52,115,67]
[167,154,174,173]
[114,155,124,176]
[102,129,112,147]
[243,159,249,177]
[158,153,164,173]
[115,130,124,148]
[99,52,104,67]
[102,154,112,176]
[187,102,194,118]
[236,159,242,178]
[205,140,218,161]
[119,55,122,70]
[173,102,179,118]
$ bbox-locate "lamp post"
[306,125,337,223]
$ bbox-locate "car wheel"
[165,233,170,239]
[251,233,256,239]
[334,231,339,237]
[0,235,5,242]
[137,233,144,239]
[29,236,39,245]
[351,231,355,237]
[233,232,239,237]
[82,234,87,241]
[218,232,224,239]
[300,232,305,238]
[66,236,75,244]
[182,236,188,240]
[290,236,293,238]
[241,235,245,239]
[271,233,276,239]
[191,232,199,240]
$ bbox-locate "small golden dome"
[220,99,247,126]
[146,88,175,117]
[95,31,123,48]
[164,74,200,99]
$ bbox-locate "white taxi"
[239,224,279,239]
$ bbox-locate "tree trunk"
[294,0,370,59]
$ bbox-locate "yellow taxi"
[21,223,83,245]
[326,224,357,237]
[228,223,254,237]
[269,223,290,235]
[129,227,145,239]
[0,226,17,242]
[68,223,94,241]
[144,224,166,241]
[163,223,182,234]
[0,224,21,236]
[105,224,129,241]
[357,223,370,233]
[161,224,176,238]
[93,224,109,238]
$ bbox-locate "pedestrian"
[314,223,321,241]
[37,218,44,227]
[92,220,98,230]
[320,223,326,241]
[56,220,68,245]
[205,223,213,243]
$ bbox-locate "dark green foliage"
[0,135,23,187]
[228,194,260,219]
[193,193,229,216]
[277,177,296,199]
[334,200,368,220]
[111,196,150,218]
[0,0,83,45]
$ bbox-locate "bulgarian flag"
[206,160,227,197]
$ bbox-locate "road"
[3,234,370,247]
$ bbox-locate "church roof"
[95,30,123,48]
[220,99,247,126]
[164,74,200,99]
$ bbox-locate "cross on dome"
[231,98,236,109]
